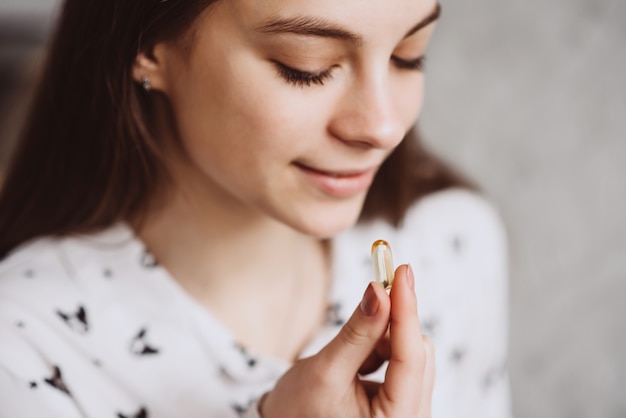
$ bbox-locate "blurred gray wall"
[0,0,57,16]
[1,0,625,417]
[421,0,626,417]
[0,0,57,168]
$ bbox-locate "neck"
[134,173,326,300]
[130,101,331,360]
[132,176,331,360]
[134,98,327,298]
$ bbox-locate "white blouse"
[0,189,511,418]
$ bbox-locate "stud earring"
[142,76,151,92]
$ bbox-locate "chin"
[296,219,356,240]
[286,200,365,239]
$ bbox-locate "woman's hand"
[260,264,435,418]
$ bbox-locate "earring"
[142,76,151,92]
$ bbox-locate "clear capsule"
[371,239,394,290]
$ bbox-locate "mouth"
[293,162,377,198]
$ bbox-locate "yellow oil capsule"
[371,239,394,290]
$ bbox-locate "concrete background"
[1,0,625,417]
[421,1,625,417]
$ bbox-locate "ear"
[132,44,169,92]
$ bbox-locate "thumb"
[316,282,391,382]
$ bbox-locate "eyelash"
[392,55,426,71]
[274,62,334,88]
[274,55,426,88]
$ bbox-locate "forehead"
[226,0,438,42]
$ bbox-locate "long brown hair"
[0,0,471,260]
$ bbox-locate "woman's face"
[149,0,439,237]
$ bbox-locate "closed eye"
[392,55,426,71]
[272,61,334,87]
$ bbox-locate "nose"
[328,73,407,150]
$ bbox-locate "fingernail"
[407,264,415,291]
[360,283,379,316]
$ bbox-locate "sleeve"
[428,191,513,418]
[0,324,83,418]
[240,396,265,418]
[403,190,512,418]
[462,198,512,418]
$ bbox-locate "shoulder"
[342,188,508,303]
[0,224,140,283]
[0,225,145,377]
[350,188,507,256]
[398,188,508,282]
[0,236,83,385]
[341,188,508,291]
[0,235,75,309]
[0,236,69,282]
[404,191,512,417]
[404,188,505,235]
[401,188,507,255]
[0,224,141,326]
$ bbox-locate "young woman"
[0,0,511,416]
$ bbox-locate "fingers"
[316,281,391,384]
[417,336,436,418]
[361,380,381,398]
[358,333,390,376]
[381,264,426,407]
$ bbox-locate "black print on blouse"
[234,343,257,368]
[29,381,37,389]
[117,406,148,418]
[218,366,239,384]
[44,366,71,396]
[451,235,465,255]
[130,328,160,356]
[231,399,255,417]
[56,305,89,334]
[450,347,466,364]
[140,250,159,268]
[92,359,102,367]
[421,317,439,337]
[16,321,25,328]
[326,302,345,326]
[482,362,506,390]
[482,370,496,389]
[231,404,247,416]
[103,268,113,279]
[24,269,35,278]
[218,366,230,378]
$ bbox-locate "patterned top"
[0,189,511,418]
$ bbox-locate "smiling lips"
[294,162,377,198]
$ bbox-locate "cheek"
[165,51,332,191]
[203,58,323,150]
[395,76,425,127]
[227,65,331,149]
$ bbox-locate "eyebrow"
[404,3,441,38]
[256,2,441,44]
